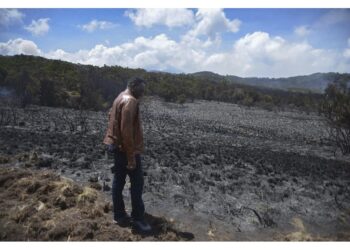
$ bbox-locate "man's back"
[103,89,144,166]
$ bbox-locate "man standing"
[103,77,151,233]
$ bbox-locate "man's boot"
[113,214,131,227]
[133,219,152,233]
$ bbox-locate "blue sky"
[0,8,350,77]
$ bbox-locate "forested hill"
[190,71,349,93]
[0,54,343,112]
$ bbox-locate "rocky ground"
[0,96,349,241]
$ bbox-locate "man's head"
[127,77,145,99]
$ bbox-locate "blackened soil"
[0,97,349,240]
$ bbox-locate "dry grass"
[77,187,98,204]
[283,217,315,241]
[0,167,132,240]
[0,167,193,241]
[273,217,342,241]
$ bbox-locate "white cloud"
[294,25,311,37]
[187,9,241,39]
[80,19,117,32]
[0,9,24,26]
[24,18,50,36]
[125,8,194,28]
[219,31,349,77]
[1,32,349,77]
[344,49,350,59]
[45,34,206,72]
[126,8,240,48]
[0,38,41,56]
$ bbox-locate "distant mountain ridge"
[190,71,350,93]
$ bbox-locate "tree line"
[0,54,349,154]
[0,55,325,113]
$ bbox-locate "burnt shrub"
[320,79,350,155]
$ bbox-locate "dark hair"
[127,77,145,91]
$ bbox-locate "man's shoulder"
[121,92,137,104]
[113,91,133,102]
[113,90,138,109]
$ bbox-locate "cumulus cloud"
[1,32,349,77]
[45,34,206,72]
[80,20,117,32]
[0,9,24,27]
[207,31,350,77]
[294,25,311,37]
[125,8,194,28]
[181,8,241,48]
[24,18,50,36]
[188,9,241,39]
[47,32,350,77]
[0,38,41,56]
[126,8,241,48]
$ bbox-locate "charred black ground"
[0,97,349,240]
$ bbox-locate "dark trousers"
[112,147,145,221]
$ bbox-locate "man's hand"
[107,144,116,153]
[127,161,136,171]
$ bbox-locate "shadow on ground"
[140,213,194,240]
